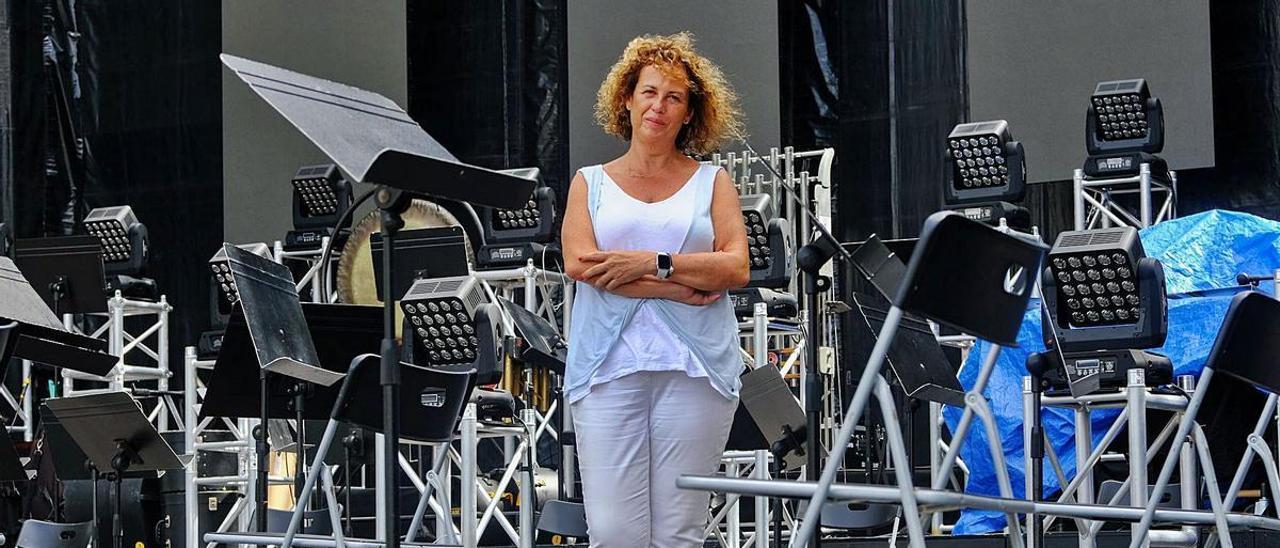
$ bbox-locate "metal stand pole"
[1024,375,1045,548]
[802,271,824,547]
[257,371,270,532]
[376,189,409,548]
[1127,369,1149,548]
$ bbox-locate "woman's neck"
[620,140,685,177]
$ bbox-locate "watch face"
[658,253,672,270]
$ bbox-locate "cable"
[317,187,378,301]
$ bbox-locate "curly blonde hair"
[594,32,745,156]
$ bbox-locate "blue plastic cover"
[947,210,1280,533]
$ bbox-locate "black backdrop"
[0,0,221,366]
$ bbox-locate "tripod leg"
[874,378,926,548]
[790,306,905,547]
[283,418,339,548]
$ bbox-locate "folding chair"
[680,211,1049,548]
[277,353,474,548]
[1131,290,1280,547]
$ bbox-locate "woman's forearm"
[668,251,750,292]
[595,276,692,300]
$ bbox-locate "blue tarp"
[946,210,1280,534]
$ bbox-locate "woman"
[561,32,750,547]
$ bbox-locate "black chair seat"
[537,499,588,538]
[15,520,92,548]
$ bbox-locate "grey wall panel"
[221,1,406,244]
[567,0,779,170]
[967,1,1213,183]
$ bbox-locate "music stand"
[202,301,382,529]
[45,392,183,548]
[223,53,536,547]
[496,296,566,374]
[371,226,471,302]
[0,257,114,377]
[739,365,809,470]
[850,236,965,407]
[13,236,108,315]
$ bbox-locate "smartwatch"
[656,252,674,279]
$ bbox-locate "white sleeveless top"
[582,165,715,392]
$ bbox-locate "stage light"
[475,167,558,270]
[400,275,504,384]
[1085,78,1164,157]
[209,243,272,316]
[287,164,352,249]
[944,120,1026,206]
[1039,226,1170,393]
[739,193,793,289]
[83,205,149,275]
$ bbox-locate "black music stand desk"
[45,392,183,548]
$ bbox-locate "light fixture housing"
[83,205,149,275]
[1085,78,1164,156]
[944,120,1027,206]
[475,167,558,270]
[292,164,352,229]
[1041,226,1167,352]
[400,275,503,384]
[209,243,272,316]
[478,168,554,245]
[740,193,793,289]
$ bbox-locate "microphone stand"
[739,141,857,548]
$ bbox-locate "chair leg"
[1192,425,1234,548]
[790,306,906,547]
[1224,394,1277,509]
[932,344,1003,491]
[1247,433,1280,513]
[405,447,450,542]
[321,466,347,548]
[874,377,926,548]
[970,392,1025,548]
[283,418,341,548]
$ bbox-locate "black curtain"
[780,0,966,243]
[406,0,570,220]
[407,0,569,468]
[1174,2,1280,219]
[1,0,46,238]
[1,0,222,364]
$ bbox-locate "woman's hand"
[579,250,657,290]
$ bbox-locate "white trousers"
[572,370,737,548]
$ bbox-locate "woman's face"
[625,64,693,147]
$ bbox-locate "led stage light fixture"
[739,193,793,289]
[83,205,149,275]
[400,275,503,384]
[209,243,272,316]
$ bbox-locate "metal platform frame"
[1072,164,1177,231]
[59,291,177,432]
[1026,373,1206,548]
